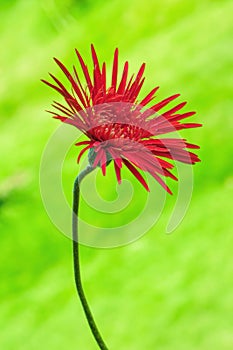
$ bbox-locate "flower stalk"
[72,165,108,350]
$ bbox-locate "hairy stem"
[72,165,109,350]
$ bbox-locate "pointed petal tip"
[101,167,106,176]
[90,43,96,53]
[143,182,150,192]
[41,78,51,85]
[166,186,173,195]
[171,93,181,100]
[195,157,201,163]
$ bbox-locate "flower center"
[87,123,151,142]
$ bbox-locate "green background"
[0,0,232,349]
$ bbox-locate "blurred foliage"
[0,0,232,349]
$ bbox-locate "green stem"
[72,165,109,350]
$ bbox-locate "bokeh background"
[0,0,232,349]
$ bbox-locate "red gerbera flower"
[42,45,201,194]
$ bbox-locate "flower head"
[42,45,201,194]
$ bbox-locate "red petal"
[162,101,187,117]
[77,145,92,163]
[91,44,101,73]
[102,62,106,93]
[41,79,69,98]
[75,140,92,146]
[75,49,93,93]
[140,86,159,106]
[111,48,118,91]
[73,65,89,105]
[176,123,202,129]
[52,103,73,117]
[101,150,107,176]
[114,160,122,184]
[53,101,73,115]
[117,61,129,94]
[149,171,173,194]
[127,63,146,100]
[123,159,150,192]
[136,63,146,81]
[52,59,87,109]
[151,94,180,112]
[130,78,145,102]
